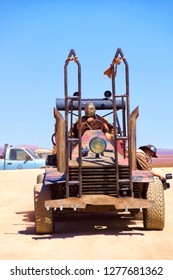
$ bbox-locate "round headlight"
[89,137,107,154]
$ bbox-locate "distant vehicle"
[15,145,52,160]
[34,148,52,159]
[0,144,45,170]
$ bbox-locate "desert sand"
[0,167,173,260]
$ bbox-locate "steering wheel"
[86,119,105,131]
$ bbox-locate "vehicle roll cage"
[57,48,133,197]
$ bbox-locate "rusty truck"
[34,48,166,234]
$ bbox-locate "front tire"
[37,174,44,184]
[132,183,143,220]
[34,183,54,234]
[143,178,165,230]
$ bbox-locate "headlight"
[89,137,107,155]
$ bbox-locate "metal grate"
[69,166,130,197]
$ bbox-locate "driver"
[72,102,113,139]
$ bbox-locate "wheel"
[37,174,44,184]
[143,178,165,230]
[133,211,143,220]
[34,183,54,234]
[131,183,143,220]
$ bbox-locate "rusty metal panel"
[45,167,65,183]
[45,195,155,211]
[132,170,154,183]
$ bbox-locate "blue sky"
[0,0,173,149]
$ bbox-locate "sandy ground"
[0,167,173,260]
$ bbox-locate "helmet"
[84,102,96,117]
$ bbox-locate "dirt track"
[0,168,173,260]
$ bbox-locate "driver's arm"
[96,115,113,133]
[73,116,88,136]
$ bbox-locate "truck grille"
[69,166,130,197]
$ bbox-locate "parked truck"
[34,48,169,234]
[0,144,45,170]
